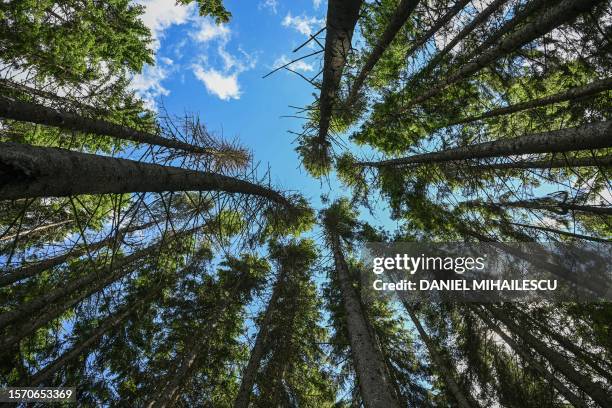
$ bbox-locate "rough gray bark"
[403,0,603,108]
[448,77,612,126]
[0,95,211,155]
[0,220,157,287]
[0,220,71,243]
[148,346,199,408]
[357,120,612,168]
[233,270,286,408]
[407,0,509,85]
[318,0,363,141]
[0,142,292,210]
[345,0,420,105]
[487,305,612,407]
[510,222,611,243]
[328,230,399,408]
[470,305,589,408]
[398,298,474,408]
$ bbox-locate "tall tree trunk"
[148,346,199,408]
[461,153,612,171]
[0,220,157,287]
[447,77,612,126]
[345,0,420,105]
[0,220,72,243]
[328,230,400,408]
[407,0,509,86]
[465,0,555,62]
[233,269,287,408]
[397,296,474,408]
[28,282,165,386]
[403,0,603,108]
[469,305,589,408]
[0,142,292,210]
[318,0,363,141]
[453,221,609,296]
[0,225,199,331]
[0,96,213,156]
[486,305,612,407]
[470,199,612,216]
[508,305,612,383]
[509,222,611,243]
[357,120,612,168]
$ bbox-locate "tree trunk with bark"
[233,270,287,408]
[509,222,611,243]
[407,0,509,86]
[345,0,420,105]
[447,77,612,126]
[357,120,612,168]
[318,0,363,141]
[398,297,474,408]
[461,153,612,171]
[470,199,612,216]
[328,229,399,408]
[0,220,72,243]
[403,0,603,108]
[0,96,212,155]
[0,142,292,210]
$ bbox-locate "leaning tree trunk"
[233,269,287,408]
[447,77,612,126]
[472,199,612,216]
[0,220,72,243]
[0,225,199,332]
[0,96,213,156]
[461,153,612,171]
[28,281,166,386]
[469,305,589,408]
[509,222,611,243]
[486,305,612,407]
[397,297,474,408]
[464,0,554,63]
[357,120,612,168]
[509,304,612,383]
[328,230,400,408]
[318,0,363,141]
[403,0,603,108]
[0,220,157,287]
[345,0,420,105]
[148,345,199,408]
[0,142,292,210]
[407,0,509,86]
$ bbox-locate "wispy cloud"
[282,13,324,37]
[313,0,323,9]
[193,66,241,100]
[259,0,278,14]
[190,19,230,43]
[135,0,195,48]
[131,61,173,109]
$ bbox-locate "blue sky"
[132,0,399,229]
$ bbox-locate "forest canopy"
[0,0,611,407]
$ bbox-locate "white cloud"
[193,66,241,100]
[190,19,230,43]
[131,63,172,109]
[135,0,195,48]
[313,0,323,9]
[259,0,278,14]
[282,13,324,37]
[273,55,314,72]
